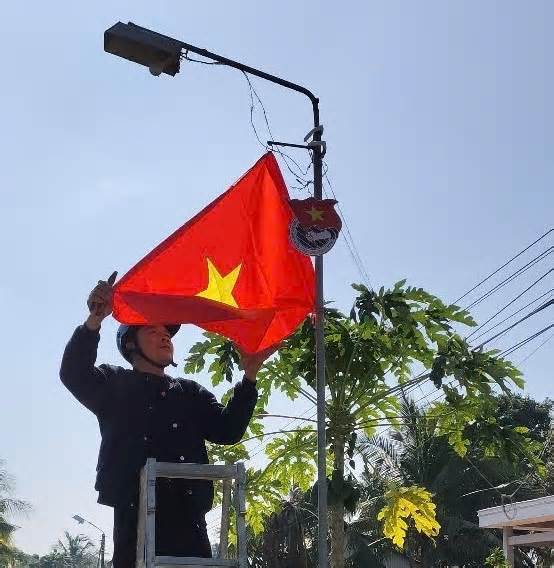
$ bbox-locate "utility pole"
[104,22,329,565]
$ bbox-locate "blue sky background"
[1,0,552,556]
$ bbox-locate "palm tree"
[0,460,30,564]
[355,398,540,567]
[53,532,96,568]
[247,488,314,568]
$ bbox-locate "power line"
[453,228,553,305]
[466,269,553,340]
[475,299,554,350]
[245,75,375,291]
[469,289,554,342]
[240,70,314,190]
[237,64,375,293]
[239,65,376,293]
[322,169,374,291]
[245,403,318,461]
[246,252,540,464]
[361,310,554,490]
[182,53,308,181]
[237,269,550,471]
[499,323,554,358]
[518,331,554,365]
[246,368,434,463]
[508,424,554,501]
[464,247,553,312]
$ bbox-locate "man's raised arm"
[60,272,117,414]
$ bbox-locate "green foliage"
[242,430,318,536]
[6,533,100,568]
[358,396,547,567]
[52,532,97,568]
[208,441,250,465]
[427,393,546,478]
[0,461,30,565]
[185,332,239,385]
[377,485,440,548]
[183,280,541,566]
[485,547,510,568]
[264,430,317,492]
[244,468,289,536]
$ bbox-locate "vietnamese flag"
[113,153,315,353]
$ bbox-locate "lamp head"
[104,22,182,77]
[72,514,85,524]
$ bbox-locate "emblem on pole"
[288,197,342,256]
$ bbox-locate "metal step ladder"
[136,458,247,568]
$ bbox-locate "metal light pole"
[103,22,329,566]
[73,514,106,568]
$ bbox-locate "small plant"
[485,547,510,568]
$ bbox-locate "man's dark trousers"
[112,482,212,567]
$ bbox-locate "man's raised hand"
[86,271,118,330]
[238,342,282,383]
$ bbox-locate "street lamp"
[104,21,329,567]
[73,514,106,568]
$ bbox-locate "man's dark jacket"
[60,324,258,512]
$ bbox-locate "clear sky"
[1,0,552,556]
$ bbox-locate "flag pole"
[104,23,329,565]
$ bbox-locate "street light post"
[104,22,329,566]
[73,515,106,568]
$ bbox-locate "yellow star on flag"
[306,206,324,222]
[196,258,242,308]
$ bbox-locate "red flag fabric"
[113,153,315,353]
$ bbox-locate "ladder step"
[155,556,238,567]
[156,462,239,481]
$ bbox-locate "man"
[60,274,276,566]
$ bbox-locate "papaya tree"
[185,281,541,568]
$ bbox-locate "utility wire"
[323,169,374,291]
[508,425,554,502]
[285,264,531,461]
[246,367,434,462]
[240,66,376,293]
[500,324,554,359]
[469,289,554,342]
[241,71,314,190]
[475,299,554,350]
[518,331,554,365]
[184,53,314,188]
[466,269,553,340]
[453,228,553,305]
[409,322,554,498]
[464,247,553,312]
